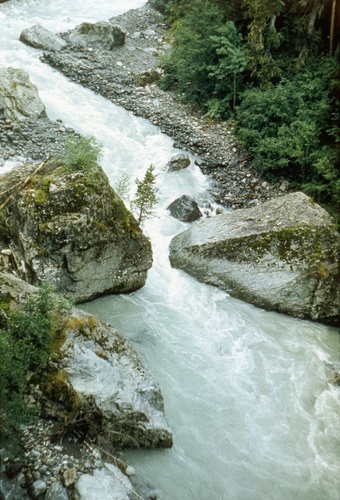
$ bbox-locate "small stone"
[45,481,69,500]
[32,479,47,497]
[125,465,135,476]
[63,468,77,487]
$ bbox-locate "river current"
[1,1,339,499]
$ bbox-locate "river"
[1,1,339,499]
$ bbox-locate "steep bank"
[0,272,172,499]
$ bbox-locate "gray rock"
[125,466,135,477]
[110,25,126,47]
[0,67,46,120]
[0,476,30,499]
[19,25,67,51]
[0,271,36,310]
[167,153,191,171]
[167,195,202,222]
[69,22,126,49]
[62,468,76,487]
[42,307,173,449]
[0,161,152,303]
[45,481,69,500]
[169,192,340,324]
[0,272,173,449]
[32,479,47,498]
[74,465,131,500]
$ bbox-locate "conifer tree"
[131,165,157,225]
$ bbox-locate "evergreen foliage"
[131,165,157,225]
[59,134,103,171]
[115,173,131,201]
[162,0,340,222]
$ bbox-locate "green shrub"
[0,283,68,450]
[59,134,103,172]
[236,57,340,220]
[160,0,226,107]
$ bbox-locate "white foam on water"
[1,1,340,498]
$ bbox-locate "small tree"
[59,134,103,171]
[131,165,157,225]
[209,21,247,111]
[115,173,130,201]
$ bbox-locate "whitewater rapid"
[1,1,339,498]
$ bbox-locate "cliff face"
[169,192,340,324]
[0,160,153,302]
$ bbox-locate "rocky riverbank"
[0,3,303,500]
[0,1,290,211]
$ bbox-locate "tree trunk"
[329,0,336,54]
[297,0,325,68]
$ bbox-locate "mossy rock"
[169,192,340,324]
[0,160,153,302]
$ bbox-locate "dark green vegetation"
[161,0,340,222]
[0,284,68,450]
[58,134,103,172]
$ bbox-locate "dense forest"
[160,0,340,223]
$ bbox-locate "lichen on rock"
[0,159,153,302]
[169,192,340,324]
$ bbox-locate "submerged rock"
[0,67,46,120]
[0,160,152,302]
[169,192,340,324]
[20,25,67,51]
[167,195,202,222]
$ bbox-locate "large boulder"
[169,192,340,324]
[42,307,173,449]
[167,195,202,222]
[0,160,152,302]
[0,67,46,120]
[0,271,173,450]
[68,22,126,49]
[19,25,67,51]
